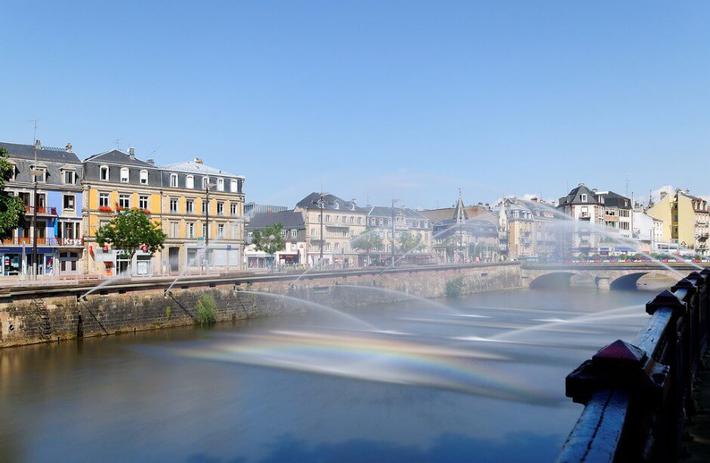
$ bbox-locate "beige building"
[498,197,557,260]
[295,193,367,267]
[363,205,433,265]
[648,189,709,255]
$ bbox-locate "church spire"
[455,188,466,224]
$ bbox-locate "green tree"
[0,147,25,239]
[352,231,383,264]
[252,223,286,256]
[96,209,166,264]
[398,231,422,254]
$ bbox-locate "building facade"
[363,205,433,265]
[245,210,307,269]
[498,197,558,261]
[83,150,245,276]
[295,193,367,267]
[647,189,709,255]
[0,141,84,277]
[557,184,633,256]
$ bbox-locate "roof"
[597,191,632,209]
[433,218,499,239]
[0,141,81,164]
[367,206,427,220]
[162,158,243,178]
[558,184,600,206]
[420,205,492,223]
[248,210,305,230]
[85,149,156,168]
[295,192,365,212]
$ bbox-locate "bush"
[445,277,465,298]
[195,294,217,326]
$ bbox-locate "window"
[120,167,129,183]
[8,163,15,181]
[100,165,109,181]
[170,198,178,213]
[170,222,179,238]
[217,178,224,191]
[186,199,194,213]
[202,176,209,190]
[230,203,237,215]
[99,193,110,208]
[170,173,178,187]
[291,229,297,238]
[217,202,224,215]
[139,170,148,184]
[186,175,194,189]
[63,194,75,210]
[63,170,76,184]
[580,194,587,202]
[326,215,330,223]
[32,167,47,183]
[139,195,149,210]
[187,222,195,238]
[202,201,207,214]
[232,224,239,239]
[231,180,239,193]
[217,223,224,238]
[202,223,207,237]
[119,194,130,209]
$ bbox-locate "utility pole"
[391,199,396,267]
[204,183,210,269]
[31,134,39,279]
[319,193,324,264]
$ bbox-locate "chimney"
[146,159,155,166]
[660,191,668,200]
[65,143,73,152]
[34,139,42,150]
[194,157,204,164]
[128,147,136,159]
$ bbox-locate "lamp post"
[312,193,325,267]
[203,181,217,269]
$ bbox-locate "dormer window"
[120,167,129,183]
[140,170,148,184]
[170,173,178,188]
[31,166,47,183]
[217,178,224,191]
[100,165,109,181]
[202,176,209,190]
[62,169,76,184]
[334,202,340,210]
[580,194,587,203]
[186,175,194,189]
[230,180,238,193]
[8,162,16,181]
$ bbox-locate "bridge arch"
[529,272,577,289]
[609,272,648,290]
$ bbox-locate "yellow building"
[647,189,708,255]
[82,149,245,276]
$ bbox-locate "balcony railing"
[0,237,81,246]
[23,206,58,215]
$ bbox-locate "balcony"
[0,237,81,246]
[24,206,58,216]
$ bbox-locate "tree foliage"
[0,148,25,239]
[352,232,383,253]
[96,209,166,260]
[252,223,285,255]
[398,231,423,254]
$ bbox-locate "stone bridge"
[520,263,701,290]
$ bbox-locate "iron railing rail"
[557,268,710,462]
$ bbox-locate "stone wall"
[0,263,521,348]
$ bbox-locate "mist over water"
[0,287,656,463]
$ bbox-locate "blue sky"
[2,1,709,208]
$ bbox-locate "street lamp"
[203,181,217,268]
[312,193,326,267]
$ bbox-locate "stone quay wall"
[0,263,521,348]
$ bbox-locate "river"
[0,286,660,462]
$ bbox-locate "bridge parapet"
[557,268,710,462]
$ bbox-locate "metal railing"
[557,268,710,462]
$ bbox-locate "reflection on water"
[0,288,656,462]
